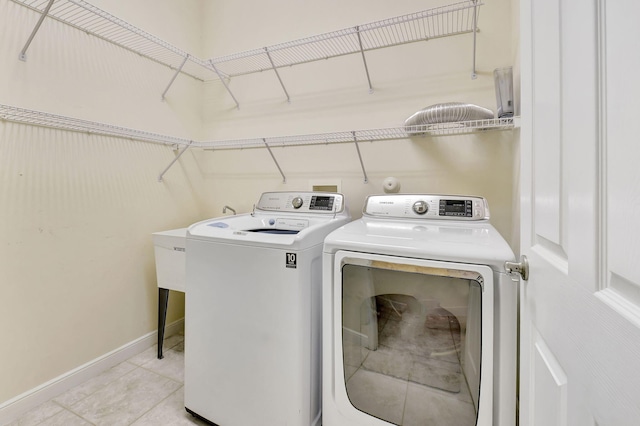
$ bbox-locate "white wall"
[198,0,518,243]
[0,0,203,405]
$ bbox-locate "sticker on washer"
[286,253,297,269]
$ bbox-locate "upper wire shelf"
[11,0,482,105]
[10,0,213,81]
[211,1,482,78]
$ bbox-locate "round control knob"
[412,200,429,215]
[292,196,304,209]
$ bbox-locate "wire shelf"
[0,104,192,146]
[0,104,513,149]
[10,0,213,81]
[11,0,482,104]
[199,118,514,150]
[12,0,481,81]
[211,1,482,77]
[0,103,513,181]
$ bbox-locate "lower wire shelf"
[0,103,515,181]
[0,103,515,149]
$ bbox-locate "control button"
[292,196,304,209]
[412,200,429,215]
[269,219,275,225]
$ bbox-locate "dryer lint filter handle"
[364,194,490,220]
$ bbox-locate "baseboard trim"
[0,318,184,425]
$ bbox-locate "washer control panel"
[256,192,345,214]
[364,194,490,220]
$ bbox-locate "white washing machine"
[323,194,517,426]
[185,191,351,426]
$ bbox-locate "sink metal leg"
[158,288,170,359]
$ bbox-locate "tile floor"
[10,292,479,426]
[8,334,207,426]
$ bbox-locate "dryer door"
[330,251,494,426]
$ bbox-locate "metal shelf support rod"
[263,138,286,183]
[158,142,192,182]
[161,54,189,100]
[265,48,291,103]
[19,0,55,61]
[209,60,240,109]
[471,0,478,79]
[352,131,369,183]
[355,26,374,93]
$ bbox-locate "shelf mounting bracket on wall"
[263,138,286,183]
[352,132,368,183]
[18,0,55,61]
[208,60,240,109]
[161,54,189,101]
[355,26,374,93]
[158,142,192,182]
[265,47,291,103]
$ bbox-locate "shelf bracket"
[355,26,374,94]
[471,0,479,79]
[264,48,291,103]
[161,54,189,101]
[209,60,240,109]
[158,142,192,182]
[19,0,56,61]
[263,139,286,183]
[352,132,369,183]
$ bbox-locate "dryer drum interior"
[339,258,491,426]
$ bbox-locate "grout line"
[52,362,139,410]
[137,354,184,385]
[64,406,97,426]
[126,385,184,426]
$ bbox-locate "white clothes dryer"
[185,192,351,426]
[323,194,517,426]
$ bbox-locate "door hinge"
[505,255,529,281]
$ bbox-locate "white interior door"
[520,0,640,425]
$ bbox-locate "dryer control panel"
[364,194,490,220]
[256,192,345,214]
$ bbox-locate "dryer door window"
[337,254,493,426]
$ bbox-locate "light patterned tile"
[128,333,183,367]
[70,367,181,426]
[53,361,137,407]
[163,334,184,351]
[127,346,157,367]
[38,409,92,426]
[171,340,184,353]
[131,387,207,426]
[140,348,184,383]
[7,400,64,426]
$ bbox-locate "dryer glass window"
[341,264,482,426]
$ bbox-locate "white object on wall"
[382,176,401,193]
